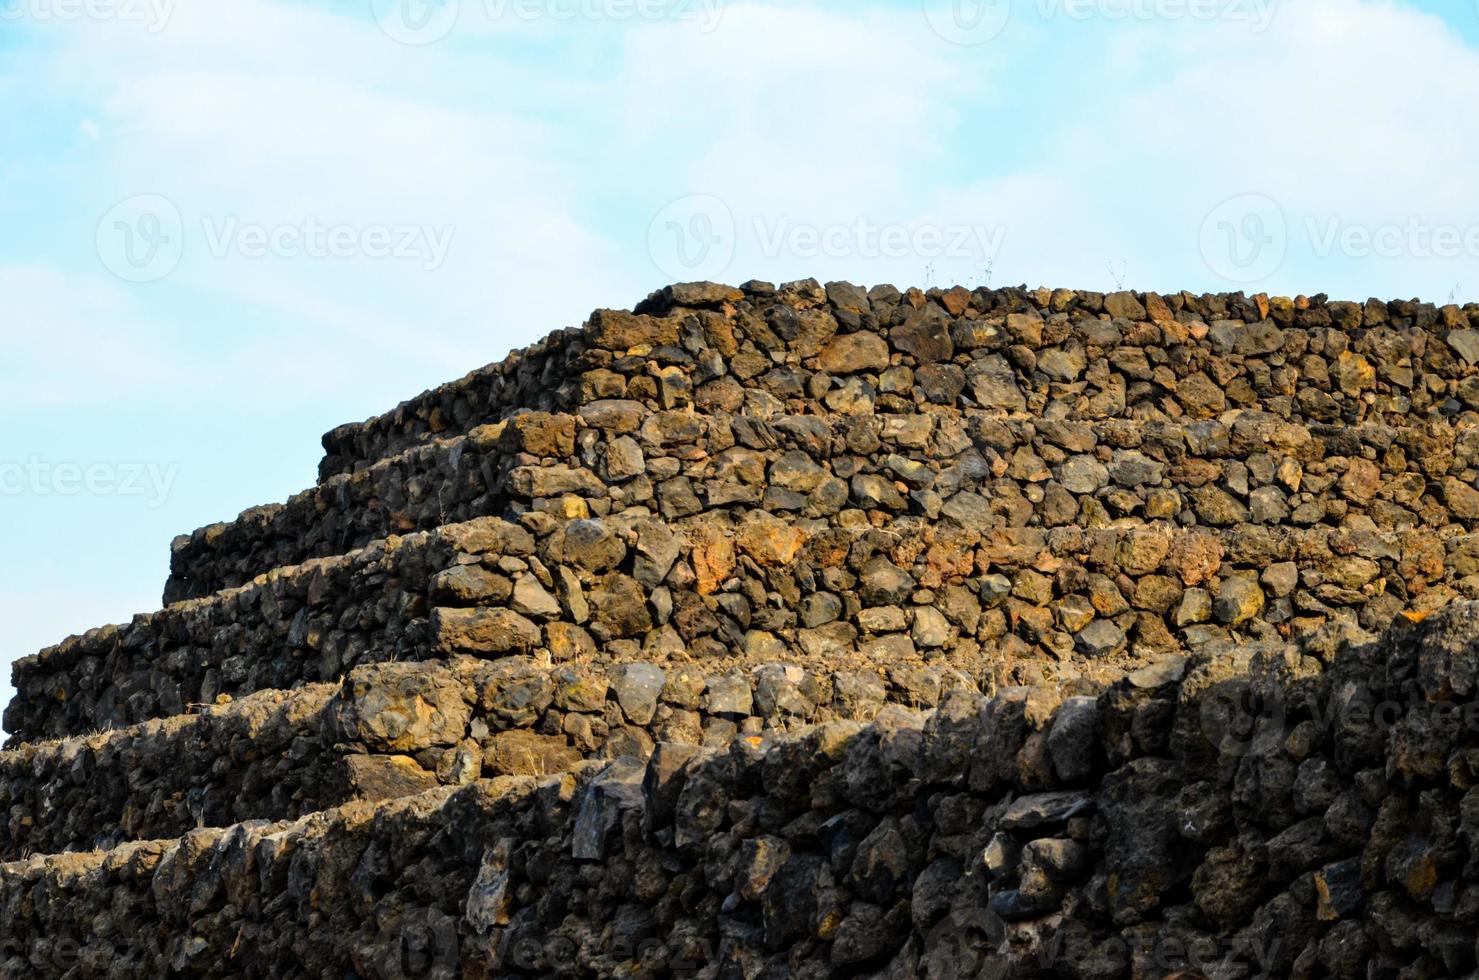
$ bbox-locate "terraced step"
[7,516,520,742]
[167,378,1479,605]
[315,303,713,482]
[0,782,486,979]
[1,684,339,860]
[184,279,1479,602]
[1,653,980,860]
[15,498,1473,742]
[4,605,1472,978]
[165,428,490,604]
[314,281,1479,485]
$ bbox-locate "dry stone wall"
[6,606,1479,978]
[7,517,517,741]
[20,504,1479,745]
[2,654,973,861]
[168,283,1479,605]
[321,282,1479,482]
[317,325,587,483]
[9,279,1479,978]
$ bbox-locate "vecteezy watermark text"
[753,216,1004,263]
[371,0,725,45]
[0,457,179,508]
[922,0,1276,46]
[96,194,456,283]
[1198,679,1479,759]
[1305,216,1479,261]
[1200,193,1479,285]
[0,0,174,31]
[1049,927,1282,975]
[648,194,1007,283]
[198,216,455,269]
[925,906,1283,977]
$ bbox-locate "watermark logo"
[919,906,1008,974]
[1196,681,1285,758]
[648,193,737,283]
[1199,193,1287,284]
[0,457,179,508]
[373,908,460,980]
[371,0,460,45]
[96,194,185,284]
[0,0,174,31]
[198,216,455,271]
[922,0,1012,45]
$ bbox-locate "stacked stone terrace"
[6,280,1479,976]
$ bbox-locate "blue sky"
[2,0,1478,721]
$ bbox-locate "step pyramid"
[6,280,1479,977]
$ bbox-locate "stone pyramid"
[6,279,1479,977]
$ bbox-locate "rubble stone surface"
[9,280,1479,977]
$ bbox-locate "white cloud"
[10,0,1479,408]
[610,4,990,213]
[2,0,1018,414]
[5,0,630,409]
[887,0,1479,298]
